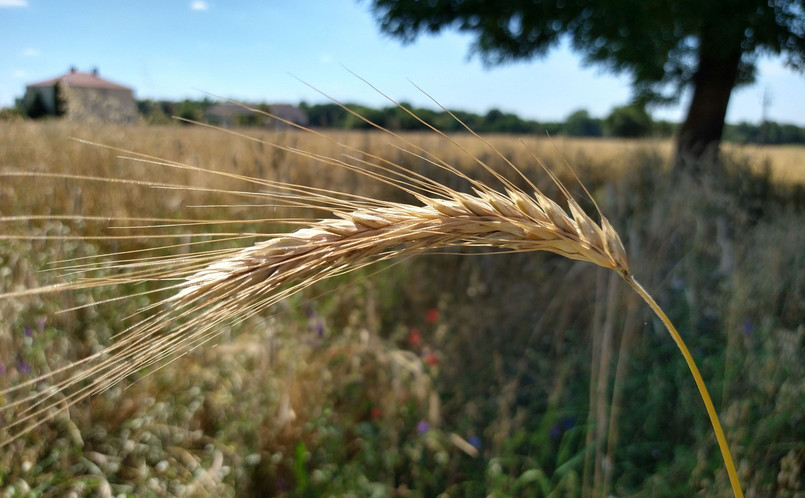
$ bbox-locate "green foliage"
[300,102,350,128]
[605,104,653,138]
[174,98,211,124]
[564,109,603,137]
[136,98,214,125]
[25,92,49,120]
[302,102,541,133]
[70,97,805,146]
[724,121,805,145]
[301,101,681,138]
[136,99,174,124]
[53,81,67,117]
[369,0,804,103]
[652,119,677,139]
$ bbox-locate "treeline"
[7,96,803,144]
[301,102,541,134]
[723,121,805,145]
[136,98,215,125]
[300,102,678,138]
[134,98,805,144]
[135,98,675,138]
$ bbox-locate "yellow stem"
[623,274,743,498]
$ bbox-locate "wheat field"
[0,112,803,496]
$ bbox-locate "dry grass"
[0,110,630,441]
[0,100,762,495]
[722,143,805,183]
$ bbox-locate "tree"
[303,103,351,128]
[53,81,68,117]
[174,99,209,125]
[368,0,805,173]
[565,109,603,137]
[605,104,652,138]
[26,93,49,119]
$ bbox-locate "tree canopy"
[565,109,603,137]
[369,0,805,171]
[605,104,653,138]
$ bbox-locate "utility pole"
[759,87,772,145]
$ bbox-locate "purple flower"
[549,417,576,441]
[743,318,754,336]
[305,305,324,338]
[417,420,429,435]
[469,435,482,451]
[17,356,30,375]
[24,326,32,337]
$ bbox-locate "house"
[24,67,139,123]
[206,101,309,129]
[269,104,309,129]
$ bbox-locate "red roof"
[28,69,132,91]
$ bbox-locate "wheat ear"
[0,94,741,496]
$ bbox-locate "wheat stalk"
[0,92,742,496]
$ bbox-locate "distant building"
[24,67,139,123]
[206,101,309,129]
[269,104,309,128]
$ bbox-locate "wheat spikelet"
[0,87,741,496]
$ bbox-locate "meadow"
[0,120,803,496]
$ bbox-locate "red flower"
[408,328,422,346]
[370,407,383,419]
[425,308,440,324]
[424,352,439,366]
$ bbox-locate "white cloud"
[21,48,40,57]
[13,69,28,78]
[0,0,28,7]
[190,1,208,11]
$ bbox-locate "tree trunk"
[675,40,743,174]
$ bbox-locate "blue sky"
[2,0,803,125]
